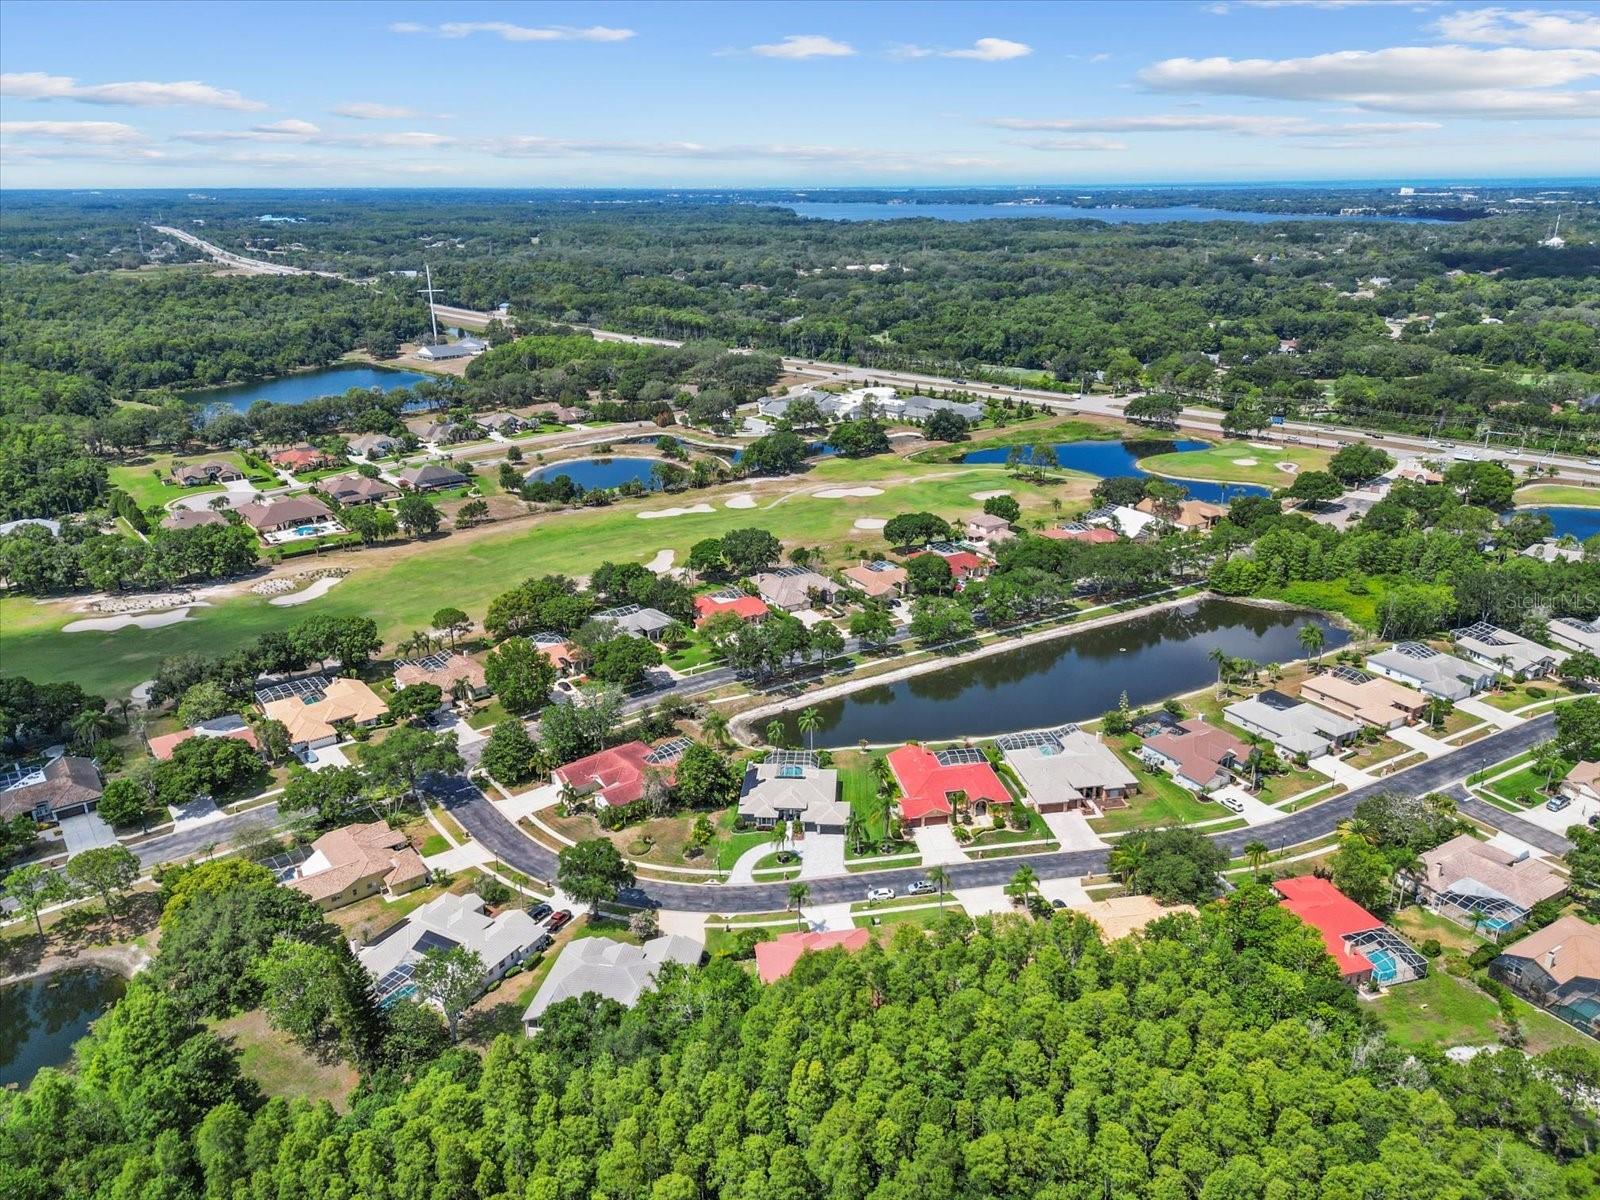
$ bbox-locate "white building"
[523,934,702,1034]
[359,892,544,1007]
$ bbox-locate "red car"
[546,910,573,933]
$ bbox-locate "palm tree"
[1297,623,1325,671]
[1243,840,1270,873]
[702,709,730,749]
[765,718,788,748]
[926,865,951,912]
[769,822,790,862]
[797,707,820,753]
[846,809,866,857]
[69,709,115,750]
[1208,645,1228,696]
[787,882,810,928]
[1337,816,1377,844]
[1006,864,1040,909]
[449,678,474,711]
[1107,839,1147,887]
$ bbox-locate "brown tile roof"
[1499,915,1600,986]
[1420,834,1567,910]
[262,677,388,746]
[162,508,228,531]
[235,495,333,531]
[0,756,102,819]
[393,653,487,693]
[287,820,428,903]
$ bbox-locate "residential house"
[1299,667,1428,729]
[360,891,544,1007]
[885,743,1011,827]
[409,419,478,445]
[1416,833,1566,932]
[1138,718,1250,793]
[395,463,468,492]
[1041,523,1119,544]
[393,651,490,699]
[0,755,103,824]
[1522,539,1584,565]
[755,929,870,984]
[1134,497,1226,531]
[997,725,1137,813]
[235,495,335,534]
[522,934,703,1033]
[161,508,228,531]
[1275,876,1427,986]
[172,460,244,486]
[146,714,259,762]
[752,568,839,613]
[965,512,1013,544]
[1082,504,1163,540]
[737,752,846,833]
[694,590,769,628]
[842,560,908,600]
[321,474,399,506]
[547,405,585,424]
[1452,622,1567,679]
[347,433,400,458]
[907,545,990,586]
[269,444,335,472]
[594,604,674,641]
[476,411,527,434]
[260,677,388,753]
[286,820,429,911]
[1490,915,1600,1036]
[1549,617,1600,656]
[553,739,684,809]
[1366,642,1493,701]
[1224,689,1362,758]
[531,633,580,677]
[1560,761,1600,805]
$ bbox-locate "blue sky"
[2,1,1596,186]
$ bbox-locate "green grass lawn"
[210,1008,358,1110]
[1341,737,1409,772]
[108,451,273,509]
[852,906,964,931]
[1091,753,1220,834]
[1479,681,1572,713]
[1514,483,1600,508]
[1264,579,1385,629]
[1485,760,1569,808]
[1372,967,1595,1055]
[1137,441,1330,488]
[6,455,1097,697]
[1256,763,1335,805]
[418,833,450,857]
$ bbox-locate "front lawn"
[1485,759,1570,809]
[1479,681,1572,713]
[1090,756,1220,834]
[1255,763,1335,805]
[108,450,273,509]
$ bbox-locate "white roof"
[1002,727,1136,804]
[737,762,847,825]
[523,934,701,1022]
[1224,690,1361,755]
[1453,624,1567,674]
[358,891,542,982]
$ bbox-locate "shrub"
[1420,938,1442,958]
[478,877,513,906]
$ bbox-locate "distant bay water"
[775,202,1448,225]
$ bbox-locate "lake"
[1523,506,1600,541]
[780,598,1348,747]
[526,456,669,490]
[0,966,127,1087]
[187,365,433,413]
[778,203,1444,225]
[961,438,1271,503]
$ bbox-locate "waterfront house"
[736,752,846,833]
[885,743,1010,827]
[997,725,1136,813]
[1224,689,1361,758]
[1138,718,1249,793]
[360,892,543,1008]
[1366,642,1492,701]
[1299,667,1428,729]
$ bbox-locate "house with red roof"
[907,548,990,588]
[885,743,1011,827]
[146,716,260,762]
[1274,876,1426,987]
[1041,525,1120,544]
[269,444,336,472]
[553,740,684,809]
[755,928,871,984]
[694,592,769,628]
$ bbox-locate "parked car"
[866,887,895,902]
[907,880,936,896]
[1050,898,1067,909]
[531,933,553,953]
[546,909,573,932]
[529,902,553,922]
[1547,795,1571,812]
[1219,795,1245,814]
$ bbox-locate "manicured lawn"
[1137,441,1330,488]
[853,906,963,931]
[1485,760,1569,808]
[1341,737,1409,772]
[419,833,451,857]
[210,1008,358,1110]
[665,635,719,671]
[1255,762,1334,805]
[968,805,1053,846]
[1371,967,1596,1055]
[5,455,1096,696]
[1091,754,1220,834]
[1515,483,1600,508]
[108,451,273,509]
[1479,681,1572,713]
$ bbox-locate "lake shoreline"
[0,942,149,988]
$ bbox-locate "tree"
[1005,864,1039,907]
[673,742,740,809]
[1330,833,1394,913]
[556,838,635,916]
[454,498,490,527]
[98,776,158,831]
[926,864,951,911]
[849,602,895,650]
[540,687,623,765]
[1327,444,1394,486]
[883,512,950,548]
[701,708,730,748]
[1564,825,1600,917]
[740,430,808,475]
[1243,840,1270,873]
[719,528,781,575]
[766,718,788,748]
[431,607,471,647]
[1297,622,1325,670]
[1555,698,1600,762]
[484,636,558,715]
[344,504,398,545]
[411,944,486,1043]
[810,621,845,671]
[4,862,68,936]
[906,554,954,596]
[176,680,234,729]
[281,763,369,826]
[65,844,140,914]
[359,728,463,812]
[982,494,1021,523]
[394,494,442,536]
[909,596,973,645]
[923,408,970,442]
[797,707,821,752]
[587,635,662,689]
[481,718,542,786]
[787,881,810,928]
[253,939,375,1062]
[1111,827,1226,904]
[827,418,889,458]
[387,682,444,725]
[1285,471,1343,508]
[687,537,727,579]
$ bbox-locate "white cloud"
[945,38,1033,61]
[176,122,452,150]
[0,119,148,144]
[333,102,419,119]
[0,72,265,111]
[988,113,1439,137]
[1139,45,1600,117]
[750,35,855,59]
[1435,8,1600,49]
[389,21,634,43]
[1004,135,1129,151]
[479,134,994,169]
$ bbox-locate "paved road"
[444,712,1562,913]
[131,802,283,871]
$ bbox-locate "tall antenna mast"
[418,262,441,341]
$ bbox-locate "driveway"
[1041,810,1108,851]
[167,795,223,831]
[1390,724,1450,759]
[1310,753,1374,792]
[58,811,116,857]
[952,884,1016,917]
[1211,785,1287,828]
[799,832,845,880]
[1456,697,1523,731]
[913,823,969,866]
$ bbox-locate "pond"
[776,203,1448,225]
[960,438,1271,504]
[187,364,433,413]
[1522,506,1600,541]
[525,456,670,490]
[778,597,1349,747]
[0,966,127,1087]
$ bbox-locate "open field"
[4,453,1098,697]
[1138,441,1330,488]
[211,1008,358,1109]
[1514,483,1600,508]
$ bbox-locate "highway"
[442,711,1564,913]
[154,226,347,280]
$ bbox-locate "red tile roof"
[146,725,259,762]
[886,744,1009,821]
[1274,876,1381,978]
[694,593,769,626]
[1041,526,1119,543]
[755,929,871,984]
[554,741,672,807]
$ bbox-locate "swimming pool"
[1366,948,1400,984]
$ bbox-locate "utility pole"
[418,262,442,343]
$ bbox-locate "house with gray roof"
[395,463,468,492]
[321,474,400,505]
[1366,642,1492,701]
[1224,689,1361,758]
[595,604,674,641]
[1452,622,1568,679]
[737,752,847,832]
[752,568,838,612]
[162,508,228,531]
[522,934,702,1034]
[347,433,401,458]
[1550,617,1600,656]
[358,891,543,1008]
[999,726,1137,813]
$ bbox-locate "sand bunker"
[853,518,888,530]
[644,549,675,573]
[970,489,1012,500]
[1276,462,1300,474]
[638,504,714,519]
[269,576,343,607]
[814,487,883,499]
[723,494,757,510]
[1231,457,1259,466]
[1247,441,1277,450]
[65,605,205,633]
